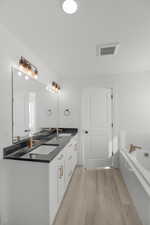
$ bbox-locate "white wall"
[59,82,81,129]
[117,72,150,150]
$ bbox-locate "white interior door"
[82,88,113,169]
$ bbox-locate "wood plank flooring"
[53,168,143,225]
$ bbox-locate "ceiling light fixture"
[62,0,78,14]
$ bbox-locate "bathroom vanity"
[2,65,80,225]
[3,129,78,225]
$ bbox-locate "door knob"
[24,129,31,132]
[85,130,88,134]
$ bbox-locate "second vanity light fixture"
[46,81,61,93]
[18,56,38,80]
[52,81,61,92]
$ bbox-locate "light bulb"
[19,64,24,72]
[62,0,78,14]
[34,75,38,79]
[28,69,32,76]
[18,71,22,76]
[25,75,29,80]
[52,85,55,91]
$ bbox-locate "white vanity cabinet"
[49,156,58,224]
[3,135,78,225]
[49,135,78,224]
[72,141,78,171]
[49,150,66,224]
[65,142,74,187]
[64,136,78,188]
[57,151,66,205]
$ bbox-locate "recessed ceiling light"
[62,0,78,14]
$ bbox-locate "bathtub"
[120,149,150,225]
[133,150,150,171]
[123,150,150,193]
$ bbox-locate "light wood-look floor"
[53,168,143,225]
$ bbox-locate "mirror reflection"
[12,67,59,142]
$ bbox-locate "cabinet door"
[65,146,73,186]
[72,142,78,170]
[49,158,58,225]
[57,152,65,204]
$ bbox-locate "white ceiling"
[0,0,150,79]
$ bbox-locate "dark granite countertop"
[3,128,78,163]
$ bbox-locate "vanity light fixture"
[19,57,39,80]
[62,0,78,14]
[52,81,61,93]
[46,81,61,93]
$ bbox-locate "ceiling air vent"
[96,43,120,56]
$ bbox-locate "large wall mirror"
[12,67,59,143]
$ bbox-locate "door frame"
[81,87,114,168]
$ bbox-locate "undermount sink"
[30,145,56,155]
[44,135,71,145]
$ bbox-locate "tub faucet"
[129,144,142,153]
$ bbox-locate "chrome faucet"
[129,144,142,153]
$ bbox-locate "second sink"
[30,145,57,155]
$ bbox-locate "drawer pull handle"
[59,166,64,178]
